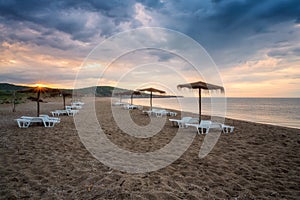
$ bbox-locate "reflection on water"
[125,97,300,129]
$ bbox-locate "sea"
[123,97,300,129]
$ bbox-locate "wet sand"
[0,97,299,199]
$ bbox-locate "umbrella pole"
[12,91,16,112]
[131,94,133,105]
[63,95,66,109]
[150,91,152,110]
[37,90,40,117]
[199,88,201,122]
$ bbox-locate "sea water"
[127,97,300,129]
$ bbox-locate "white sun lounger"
[186,120,212,134]
[186,120,235,134]
[66,105,82,110]
[71,102,84,106]
[15,115,60,128]
[156,110,177,117]
[169,117,198,128]
[144,109,177,117]
[40,117,59,127]
[16,118,31,128]
[143,109,158,116]
[168,111,177,116]
[207,122,235,133]
[67,109,79,116]
[155,109,168,117]
[123,104,138,110]
[39,115,60,123]
[112,102,126,106]
[51,109,79,116]
[220,124,234,133]
[51,110,68,116]
[143,109,162,117]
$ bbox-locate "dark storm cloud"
[0,0,139,49]
[267,47,300,58]
[0,0,300,66]
[147,0,300,47]
[1,0,299,50]
[207,0,300,33]
[136,0,163,9]
[122,0,300,67]
[0,0,134,25]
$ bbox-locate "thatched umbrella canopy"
[138,87,166,110]
[115,91,141,105]
[130,91,141,105]
[18,86,60,116]
[177,81,224,121]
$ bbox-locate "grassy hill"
[0,83,128,97]
[75,86,129,97]
[0,84,30,104]
[0,83,134,103]
[0,83,29,91]
[0,83,178,104]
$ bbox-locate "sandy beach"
[0,97,299,199]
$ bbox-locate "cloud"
[220,54,300,97]
[0,0,300,96]
[147,49,176,62]
[1,0,299,57]
[0,0,139,40]
[139,0,300,64]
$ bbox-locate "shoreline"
[120,97,300,130]
[3,96,300,130]
[214,115,300,131]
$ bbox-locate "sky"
[0,0,299,97]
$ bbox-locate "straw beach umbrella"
[130,91,141,105]
[138,87,166,110]
[115,91,141,105]
[177,81,224,121]
[18,86,60,116]
[61,90,72,109]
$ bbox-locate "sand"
[0,97,299,199]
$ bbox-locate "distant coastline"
[0,83,182,104]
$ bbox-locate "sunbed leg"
[197,127,201,135]
[17,119,31,128]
